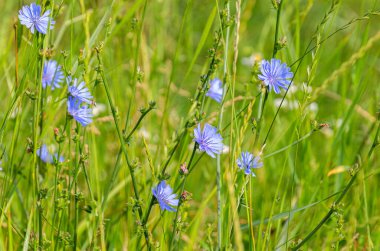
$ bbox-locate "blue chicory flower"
[67,97,93,126]
[258,59,293,94]
[152,180,179,212]
[193,123,223,158]
[42,60,64,89]
[37,144,64,164]
[237,151,263,177]
[37,144,51,163]
[68,78,93,104]
[18,3,54,34]
[206,78,223,103]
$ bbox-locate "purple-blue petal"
[152,181,179,212]
[258,58,293,94]
[18,3,54,34]
[68,78,93,104]
[67,97,93,126]
[193,123,223,158]
[206,78,223,103]
[42,60,64,89]
[237,151,263,176]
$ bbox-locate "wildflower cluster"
[153,56,295,210]
[67,78,93,126]
[42,60,64,89]
[15,1,301,249]
[17,2,95,174]
[19,3,94,128]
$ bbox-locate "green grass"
[0,0,379,250]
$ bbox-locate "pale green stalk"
[216,0,230,249]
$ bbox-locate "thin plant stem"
[50,113,68,241]
[95,52,150,247]
[102,105,155,210]
[263,129,319,159]
[160,0,192,138]
[32,33,45,250]
[261,39,311,146]
[141,92,255,244]
[292,118,380,250]
[54,113,72,251]
[138,30,224,245]
[262,1,347,146]
[54,210,63,251]
[217,0,230,247]
[272,1,283,58]
[73,122,80,251]
[97,104,154,249]
[170,143,198,249]
[255,0,283,148]
[248,178,256,250]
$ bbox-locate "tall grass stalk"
[0,1,379,250]
[95,52,150,247]
[255,0,283,149]
[292,116,379,250]
[217,0,230,249]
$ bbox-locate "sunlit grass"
[0,0,379,250]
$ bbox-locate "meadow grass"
[0,0,379,250]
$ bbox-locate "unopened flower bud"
[54,128,59,136]
[179,163,188,175]
[181,190,191,201]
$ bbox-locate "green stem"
[263,129,317,159]
[32,35,43,251]
[98,108,154,249]
[95,53,149,247]
[160,130,186,175]
[170,143,198,249]
[139,29,224,237]
[73,121,81,250]
[272,1,283,58]
[290,10,380,68]
[262,2,353,146]
[55,114,72,251]
[37,3,55,247]
[160,0,192,134]
[217,1,230,249]
[74,179,78,250]
[54,210,63,251]
[142,197,154,228]
[51,113,69,242]
[255,1,283,148]
[292,119,380,250]
[135,23,223,250]
[102,106,154,210]
[291,174,355,250]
